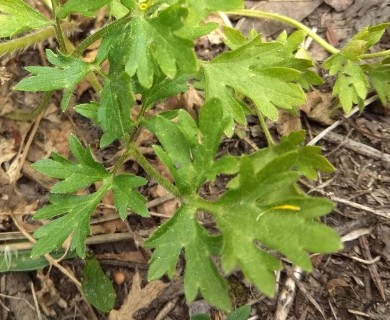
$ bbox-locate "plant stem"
[361,49,390,59]
[256,108,275,146]
[72,13,132,58]
[226,9,339,55]
[129,143,180,197]
[191,196,217,213]
[51,0,67,53]
[0,23,76,57]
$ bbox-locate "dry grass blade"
[359,236,386,300]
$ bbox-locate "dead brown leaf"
[276,109,302,136]
[326,277,351,299]
[108,272,168,320]
[165,86,204,117]
[300,90,334,125]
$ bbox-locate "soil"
[1,1,390,320]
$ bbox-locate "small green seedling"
[1,0,388,313]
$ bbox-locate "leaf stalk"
[226,9,339,55]
[129,143,180,198]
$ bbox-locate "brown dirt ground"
[1,1,390,319]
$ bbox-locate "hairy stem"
[0,23,76,57]
[361,49,390,59]
[129,143,180,197]
[226,9,339,55]
[51,0,67,53]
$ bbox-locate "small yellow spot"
[272,205,301,211]
[139,3,149,10]
[256,204,301,221]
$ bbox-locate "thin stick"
[307,95,378,146]
[322,131,390,163]
[274,267,302,320]
[301,180,390,219]
[30,282,43,320]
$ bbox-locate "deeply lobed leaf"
[15,50,92,110]
[112,174,149,219]
[32,190,107,257]
[33,135,108,193]
[99,5,198,89]
[146,98,232,195]
[323,56,369,112]
[203,35,320,135]
[210,155,342,296]
[145,205,231,311]
[323,23,389,112]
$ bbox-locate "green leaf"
[148,98,229,194]
[228,131,334,189]
[0,249,76,272]
[323,56,369,113]
[349,23,390,52]
[340,40,367,61]
[185,0,243,18]
[100,5,198,88]
[15,50,92,110]
[0,0,50,38]
[247,130,334,180]
[74,103,99,123]
[203,37,313,134]
[332,61,368,112]
[190,315,211,320]
[174,0,243,39]
[322,23,389,112]
[334,23,389,62]
[366,62,390,105]
[57,0,112,19]
[119,0,136,11]
[97,75,134,147]
[210,155,342,296]
[145,205,231,311]
[223,26,247,50]
[33,135,108,193]
[32,188,108,257]
[137,74,189,109]
[112,174,148,219]
[227,305,251,320]
[82,257,116,312]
